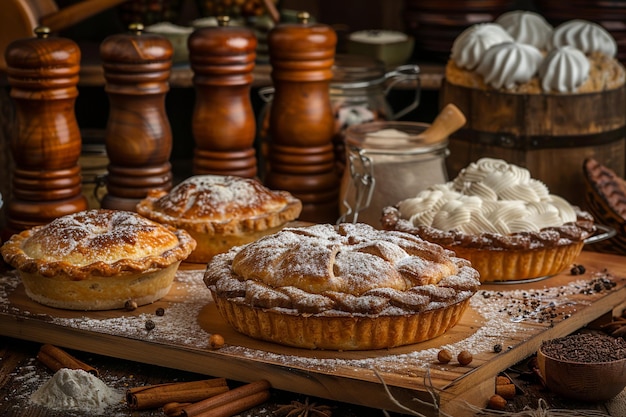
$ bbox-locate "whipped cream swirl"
[397,158,577,235]
[475,42,543,89]
[551,19,617,57]
[539,46,590,92]
[496,10,553,50]
[451,23,513,70]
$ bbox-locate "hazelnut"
[209,334,225,349]
[437,349,453,364]
[488,394,507,411]
[125,299,138,311]
[457,350,473,366]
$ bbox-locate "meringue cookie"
[475,41,543,89]
[539,45,590,92]
[451,23,513,70]
[551,19,617,57]
[495,10,553,50]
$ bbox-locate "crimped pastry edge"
[381,206,588,282]
[210,290,471,350]
[0,215,196,280]
[136,189,303,237]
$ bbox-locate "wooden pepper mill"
[265,11,339,223]
[3,26,88,235]
[99,23,174,211]
[188,15,258,178]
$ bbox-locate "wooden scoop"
[415,103,466,145]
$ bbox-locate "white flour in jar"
[30,368,123,414]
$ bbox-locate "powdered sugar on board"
[0,267,620,379]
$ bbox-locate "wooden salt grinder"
[265,12,339,223]
[100,23,174,211]
[188,15,258,178]
[3,26,88,235]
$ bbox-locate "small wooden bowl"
[536,346,626,402]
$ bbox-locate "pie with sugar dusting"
[136,175,302,263]
[204,223,480,350]
[0,209,196,310]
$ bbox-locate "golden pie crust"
[204,223,480,350]
[381,206,595,282]
[0,209,196,310]
[136,175,302,263]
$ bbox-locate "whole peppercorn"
[457,350,473,366]
[145,320,156,331]
[155,307,165,316]
[437,349,453,364]
[493,344,503,353]
[125,299,138,311]
[209,333,225,349]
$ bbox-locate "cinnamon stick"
[127,378,229,410]
[181,379,271,417]
[37,344,98,376]
[163,401,193,417]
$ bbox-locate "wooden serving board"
[1,250,625,417]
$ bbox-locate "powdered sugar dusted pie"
[381,158,595,282]
[0,209,196,310]
[136,175,302,263]
[204,222,480,350]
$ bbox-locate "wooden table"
[1,250,626,416]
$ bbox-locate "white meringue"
[551,19,617,57]
[539,45,590,92]
[451,23,513,70]
[495,10,553,50]
[475,41,543,89]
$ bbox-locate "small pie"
[204,223,480,350]
[136,175,302,263]
[0,209,196,310]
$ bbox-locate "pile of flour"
[30,368,123,414]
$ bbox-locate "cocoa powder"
[541,333,626,363]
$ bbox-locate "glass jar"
[339,121,449,226]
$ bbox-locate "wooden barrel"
[441,80,626,209]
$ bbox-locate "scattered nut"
[496,383,516,399]
[125,299,138,311]
[496,375,511,385]
[209,333,225,349]
[145,320,156,331]
[488,394,507,411]
[437,349,453,364]
[457,350,473,366]
[155,307,165,316]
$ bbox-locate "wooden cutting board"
[1,250,625,417]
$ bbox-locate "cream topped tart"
[382,158,595,282]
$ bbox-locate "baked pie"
[204,222,480,350]
[136,175,302,263]
[382,158,595,282]
[0,209,196,310]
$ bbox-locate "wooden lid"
[188,16,257,63]
[268,11,336,79]
[4,26,80,76]
[100,23,173,64]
